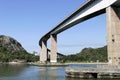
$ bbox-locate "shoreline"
[0,61,108,66]
[65,62,108,65]
[0,62,31,65]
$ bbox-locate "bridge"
[39,0,120,65]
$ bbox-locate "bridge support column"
[50,34,57,63]
[40,41,47,63]
[106,6,120,65]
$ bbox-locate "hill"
[59,46,107,63]
[0,35,39,62]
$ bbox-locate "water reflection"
[0,64,66,80]
[39,67,65,80]
[0,64,41,80]
[0,64,28,77]
[0,64,117,80]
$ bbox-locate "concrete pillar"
[106,6,120,65]
[50,34,57,63]
[40,41,47,63]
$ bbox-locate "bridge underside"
[39,0,120,65]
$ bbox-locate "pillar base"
[50,60,57,63]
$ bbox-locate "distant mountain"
[0,35,39,62]
[0,35,25,52]
[59,46,107,63]
[76,46,107,62]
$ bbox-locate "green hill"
[0,35,39,62]
[59,46,107,63]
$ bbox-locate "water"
[0,64,117,80]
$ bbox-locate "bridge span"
[39,0,120,65]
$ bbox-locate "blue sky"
[0,0,107,55]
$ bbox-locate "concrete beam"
[50,0,117,34]
[40,41,47,63]
[50,34,57,63]
[106,6,120,65]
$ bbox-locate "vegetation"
[59,46,107,63]
[0,45,107,63]
[0,35,39,62]
[0,47,39,62]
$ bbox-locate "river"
[0,64,116,80]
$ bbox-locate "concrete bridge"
[39,0,120,65]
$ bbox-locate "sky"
[0,0,107,55]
